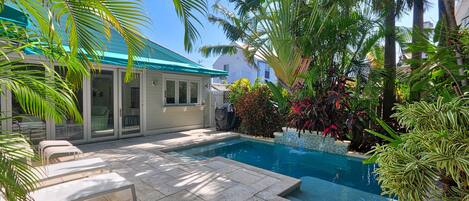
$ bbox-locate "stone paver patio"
[76,128,300,201]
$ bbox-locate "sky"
[141,0,440,68]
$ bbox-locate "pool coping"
[209,157,301,199]
[159,133,241,152]
[160,144,302,200]
[161,133,302,199]
[241,134,371,160]
[165,133,370,160]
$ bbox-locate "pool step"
[286,176,393,201]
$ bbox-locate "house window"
[190,82,199,103]
[164,78,200,105]
[179,81,188,104]
[265,67,270,79]
[223,64,229,72]
[165,80,176,104]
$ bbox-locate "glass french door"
[82,69,142,142]
[118,71,142,138]
[90,70,117,140]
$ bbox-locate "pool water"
[172,138,391,201]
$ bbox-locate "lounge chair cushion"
[34,158,109,188]
[38,140,73,155]
[42,146,82,164]
[30,173,136,201]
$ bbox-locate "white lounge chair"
[38,140,73,157]
[30,173,137,201]
[42,146,82,164]
[34,158,109,188]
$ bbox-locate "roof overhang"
[96,50,228,77]
[25,46,228,77]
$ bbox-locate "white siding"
[144,71,210,134]
[212,48,277,84]
[456,0,469,27]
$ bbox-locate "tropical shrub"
[266,81,290,124]
[227,78,251,104]
[234,86,283,137]
[368,97,469,200]
[0,21,84,201]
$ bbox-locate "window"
[165,80,176,104]
[130,87,140,108]
[164,78,200,105]
[265,67,270,79]
[179,81,188,104]
[190,82,199,103]
[223,64,229,72]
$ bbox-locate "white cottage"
[0,6,227,144]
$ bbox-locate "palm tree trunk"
[290,57,313,92]
[442,0,467,86]
[383,0,396,121]
[410,0,424,101]
[438,0,448,46]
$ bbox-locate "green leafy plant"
[266,81,290,120]
[234,86,283,137]
[366,97,469,200]
[0,132,38,201]
[227,78,251,104]
[0,21,82,201]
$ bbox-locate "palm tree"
[438,0,467,86]
[201,0,379,91]
[381,0,397,121]
[371,0,413,121]
[201,0,318,90]
[0,21,84,201]
[409,0,425,101]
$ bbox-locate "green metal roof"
[0,5,227,77]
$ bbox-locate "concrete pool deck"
[76,128,301,201]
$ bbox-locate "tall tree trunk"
[410,0,424,101]
[442,0,467,86]
[438,0,449,46]
[439,0,466,87]
[382,0,396,121]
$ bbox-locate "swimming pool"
[171,138,391,201]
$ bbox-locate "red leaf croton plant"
[288,70,369,141]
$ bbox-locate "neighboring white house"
[0,6,227,144]
[212,45,277,84]
[456,0,469,27]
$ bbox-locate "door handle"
[119,108,122,117]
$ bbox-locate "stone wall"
[274,128,350,155]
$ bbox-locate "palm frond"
[0,21,82,123]
[208,15,245,41]
[0,132,37,201]
[8,0,149,81]
[172,0,207,52]
[199,45,237,57]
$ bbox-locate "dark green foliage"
[234,86,283,137]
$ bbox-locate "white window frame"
[178,80,188,104]
[163,74,202,106]
[189,81,200,104]
[164,79,177,105]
